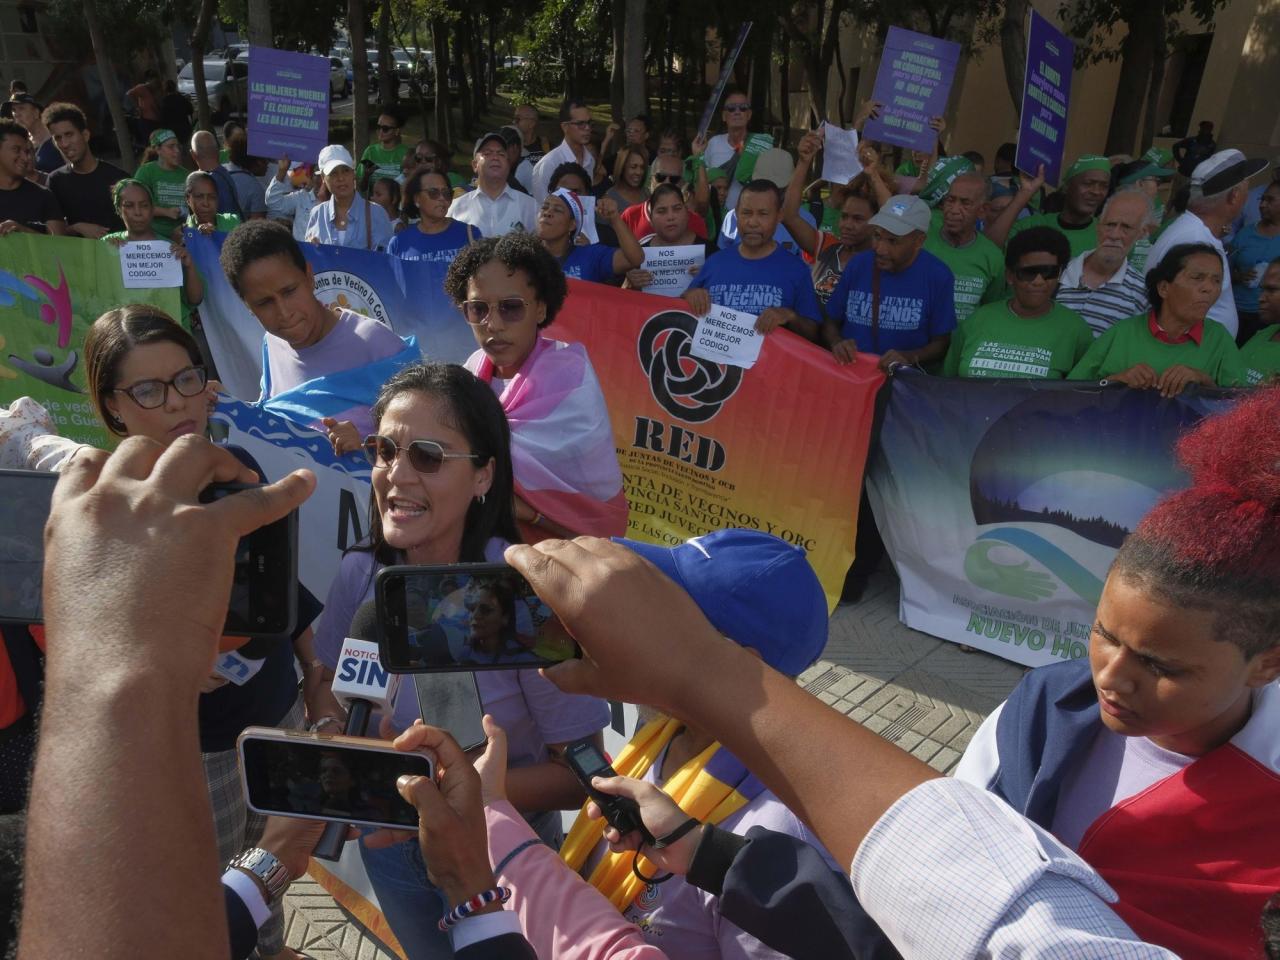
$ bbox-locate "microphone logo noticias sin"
[336,640,392,691]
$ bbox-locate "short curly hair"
[219,220,308,296]
[443,233,568,328]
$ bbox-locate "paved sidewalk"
[281,563,1027,957]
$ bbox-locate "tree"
[83,0,135,168]
[247,0,271,47]
[622,0,647,118]
[998,0,1028,115]
[1061,0,1226,156]
[609,0,626,119]
[350,0,372,160]
[190,0,219,132]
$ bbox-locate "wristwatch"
[227,847,291,905]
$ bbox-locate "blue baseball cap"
[617,529,827,676]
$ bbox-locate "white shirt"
[705,133,747,210]
[1143,211,1237,337]
[514,157,536,194]
[529,139,595,203]
[264,177,318,243]
[447,183,536,237]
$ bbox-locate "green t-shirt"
[1007,212,1098,261]
[186,212,241,233]
[925,215,1007,322]
[1240,324,1280,385]
[360,142,410,182]
[134,161,189,239]
[944,301,1093,379]
[1067,313,1244,386]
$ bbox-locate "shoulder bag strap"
[871,262,882,354]
[365,196,373,250]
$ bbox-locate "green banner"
[0,235,181,448]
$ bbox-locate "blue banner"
[866,372,1239,667]
[186,229,475,403]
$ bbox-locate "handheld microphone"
[313,601,402,861]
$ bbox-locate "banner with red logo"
[554,280,885,605]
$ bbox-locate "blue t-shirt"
[386,219,480,263]
[688,243,822,323]
[717,206,817,255]
[1228,223,1280,313]
[562,243,617,283]
[827,249,957,354]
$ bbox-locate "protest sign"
[866,372,1239,667]
[691,304,763,369]
[1015,10,1074,186]
[0,235,181,448]
[820,123,862,185]
[185,231,475,401]
[696,23,753,140]
[119,240,182,288]
[863,27,961,154]
[247,47,331,164]
[640,244,705,296]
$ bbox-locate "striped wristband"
[437,886,512,931]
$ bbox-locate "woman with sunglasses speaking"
[386,166,481,264]
[1,306,324,959]
[313,362,610,958]
[444,233,628,542]
[943,226,1093,379]
[1070,242,1246,395]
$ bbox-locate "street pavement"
[280,562,1027,958]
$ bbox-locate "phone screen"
[377,563,580,673]
[240,733,432,829]
[0,470,56,624]
[565,738,612,781]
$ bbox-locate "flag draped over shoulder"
[466,335,628,539]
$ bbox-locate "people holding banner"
[624,183,719,292]
[102,180,205,317]
[537,190,643,284]
[449,131,538,238]
[822,194,956,371]
[305,145,395,252]
[1055,191,1153,338]
[218,221,418,448]
[1240,260,1280,384]
[951,385,1280,960]
[387,167,481,263]
[987,155,1110,258]
[923,169,1006,322]
[1069,243,1244,392]
[444,233,628,541]
[133,129,190,239]
[312,361,609,956]
[943,226,1092,379]
[185,171,241,235]
[682,180,821,341]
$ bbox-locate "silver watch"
[228,847,291,904]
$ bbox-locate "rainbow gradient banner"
[553,280,885,606]
[866,372,1241,667]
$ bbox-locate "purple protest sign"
[247,47,330,165]
[1015,11,1075,186]
[863,27,961,154]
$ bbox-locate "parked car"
[328,57,350,98]
[177,58,248,118]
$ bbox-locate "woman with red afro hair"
[952,385,1280,960]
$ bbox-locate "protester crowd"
[2,77,1279,960]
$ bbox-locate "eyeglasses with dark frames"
[111,365,207,409]
[361,435,485,474]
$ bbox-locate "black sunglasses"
[1014,264,1061,282]
[362,435,485,475]
[417,186,450,200]
[654,173,683,184]
[112,365,207,409]
[378,123,399,132]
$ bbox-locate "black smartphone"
[238,726,434,831]
[413,672,487,752]
[564,737,652,843]
[376,562,580,673]
[198,483,298,638]
[0,469,56,624]
[0,471,297,638]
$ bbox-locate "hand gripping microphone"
[312,600,403,861]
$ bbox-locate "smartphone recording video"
[0,469,56,624]
[376,562,580,673]
[238,727,433,831]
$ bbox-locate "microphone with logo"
[311,600,402,861]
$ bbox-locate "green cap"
[705,167,727,182]
[149,128,177,148]
[1141,146,1174,169]
[1062,154,1111,183]
[1119,162,1174,186]
[920,156,975,207]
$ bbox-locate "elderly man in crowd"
[1055,190,1153,337]
[448,131,538,237]
[924,170,1006,322]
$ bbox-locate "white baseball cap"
[869,195,931,236]
[318,144,356,176]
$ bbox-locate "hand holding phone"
[564,738,653,845]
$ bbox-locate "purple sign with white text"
[1015,11,1074,186]
[863,27,961,154]
[247,47,330,164]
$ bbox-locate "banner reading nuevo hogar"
[553,280,884,605]
[0,235,181,448]
[866,372,1240,667]
[186,230,476,402]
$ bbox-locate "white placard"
[641,244,706,296]
[690,304,763,369]
[820,122,863,186]
[578,194,600,244]
[120,240,183,289]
